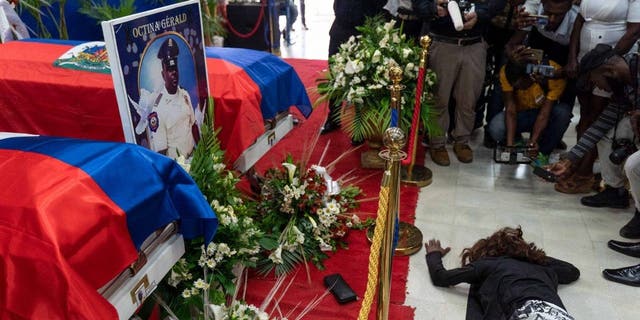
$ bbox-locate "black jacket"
[426,252,580,320]
[427,0,507,38]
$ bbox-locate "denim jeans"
[487,102,572,155]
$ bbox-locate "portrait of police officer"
[145,37,199,160]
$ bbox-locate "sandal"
[554,174,595,194]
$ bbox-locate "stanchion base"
[401,165,432,187]
[366,222,423,256]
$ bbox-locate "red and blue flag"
[0,136,217,319]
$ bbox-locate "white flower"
[269,245,283,264]
[175,155,191,173]
[371,49,381,63]
[379,34,389,48]
[402,48,412,59]
[193,278,208,289]
[352,214,361,224]
[393,33,401,44]
[282,162,297,183]
[383,20,396,31]
[344,59,358,75]
[213,163,226,172]
[292,226,305,245]
[405,63,415,77]
[181,289,192,298]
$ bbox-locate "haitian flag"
[0,136,217,319]
[205,47,312,163]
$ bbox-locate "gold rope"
[357,185,390,320]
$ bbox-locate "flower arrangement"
[317,15,437,142]
[155,112,265,319]
[255,157,364,276]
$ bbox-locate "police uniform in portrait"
[146,38,196,160]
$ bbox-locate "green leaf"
[259,237,279,250]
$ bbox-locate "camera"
[610,139,637,165]
[526,63,555,77]
[456,0,474,16]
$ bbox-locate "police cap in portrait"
[157,37,179,68]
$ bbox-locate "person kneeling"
[487,60,572,166]
[425,226,580,319]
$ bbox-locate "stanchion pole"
[401,35,433,187]
[376,127,406,320]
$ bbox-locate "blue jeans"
[487,102,572,155]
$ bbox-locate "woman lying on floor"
[425,226,580,320]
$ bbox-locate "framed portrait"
[102,0,209,160]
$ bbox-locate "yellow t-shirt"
[499,60,567,112]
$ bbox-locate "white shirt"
[578,0,640,59]
[148,86,196,160]
[521,2,579,46]
[0,0,29,42]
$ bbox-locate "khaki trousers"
[428,39,487,147]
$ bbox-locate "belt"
[397,13,419,21]
[429,33,483,46]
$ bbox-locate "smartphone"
[524,48,544,62]
[529,14,549,26]
[532,166,556,183]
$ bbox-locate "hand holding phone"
[532,166,556,183]
[529,14,549,27]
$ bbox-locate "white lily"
[282,162,297,183]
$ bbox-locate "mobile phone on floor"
[532,165,556,183]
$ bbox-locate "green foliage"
[316,15,438,141]
[18,0,69,39]
[78,0,137,24]
[155,105,264,319]
[201,1,227,39]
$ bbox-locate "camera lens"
[609,140,637,165]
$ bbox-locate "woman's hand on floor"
[425,239,451,256]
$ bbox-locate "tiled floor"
[282,1,639,319]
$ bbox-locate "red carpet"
[241,59,421,319]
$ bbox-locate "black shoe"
[608,239,640,258]
[580,186,629,209]
[483,131,496,149]
[620,210,640,239]
[602,264,640,287]
[320,119,340,135]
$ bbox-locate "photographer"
[426,0,506,166]
[486,58,571,166]
[507,0,578,101]
[549,44,638,232]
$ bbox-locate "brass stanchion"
[402,35,433,187]
[367,66,423,257]
[376,127,406,320]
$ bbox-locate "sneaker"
[621,210,640,239]
[430,146,450,166]
[532,153,549,167]
[453,143,473,163]
[580,185,630,209]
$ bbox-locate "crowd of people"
[324,0,640,318]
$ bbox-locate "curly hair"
[460,226,547,266]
